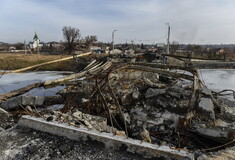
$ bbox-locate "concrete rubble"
[18,115,194,160]
[0,95,44,110]
[0,54,235,159]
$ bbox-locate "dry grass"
[0,53,74,71]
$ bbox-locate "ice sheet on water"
[0,71,68,95]
[199,69,235,101]
[199,69,235,91]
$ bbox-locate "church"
[29,32,43,51]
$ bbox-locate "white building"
[29,32,43,51]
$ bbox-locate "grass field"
[0,53,75,71]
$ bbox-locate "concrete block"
[22,96,44,106]
[201,86,212,97]
[0,95,44,110]
[18,115,194,160]
[145,88,165,99]
[194,127,231,144]
[198,98,215,119]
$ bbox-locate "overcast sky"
[0,0,235,44]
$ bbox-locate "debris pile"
[0,53,234,159]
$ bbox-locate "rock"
[59,143,72,154]
[115,131,127,137]
[84,120,93,129]
[13,153,25,160]
[52,111,60,116]
[121,93,133,106]
[140,128,151,143]
[46,116,54,121]
[105,125,118,133]
[123,113,130,124]
[82,98,89,103]
[73,111,82,120]
[149,125,158,133]
[192,123,206,129]
[167,90,181,99]
[0,127,5,132]
[136,120,143,126]
[194,127,232,143]
[145,88,165,99]
[158,124,166,132]
[26,106,33,113]
[68,115,73,121]
[83,113,107,126]
[132,91,141,100]
[150,136,158,143]
[26,145,38,154]
[82,113,92,121]
[20,127,32,133]
[198,98,215,119]
[201,86,212,97]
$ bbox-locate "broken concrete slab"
[200,86,212,97]
[145,88,165,99]
[0,95,44,110]
[193,127,234,144]
[198,98,215,119]
[132,91,141,100]
[22,96,44,106]
[18,115,194,160]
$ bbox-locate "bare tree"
[84,35,97,50]
[62,26,81,54]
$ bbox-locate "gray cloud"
[0,0,235,44]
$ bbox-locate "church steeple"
[33,32,39,41]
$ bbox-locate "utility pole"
[131,40,135,50]
[24,40,26,54]
[165,22,170,55]
[112,30,117,50]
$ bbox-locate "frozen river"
[199,69,235,92]
[0,70,234,99]
[0,71,69,96]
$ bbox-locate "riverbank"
[0,53,75,71]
